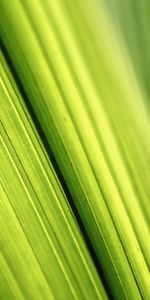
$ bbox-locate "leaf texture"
[0,52,107,300]
[0,1,150,300]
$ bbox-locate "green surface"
[0,0,150,299]
[0,53,107,300]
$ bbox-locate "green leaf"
[0,52,107,300]
[0,1,150,299]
